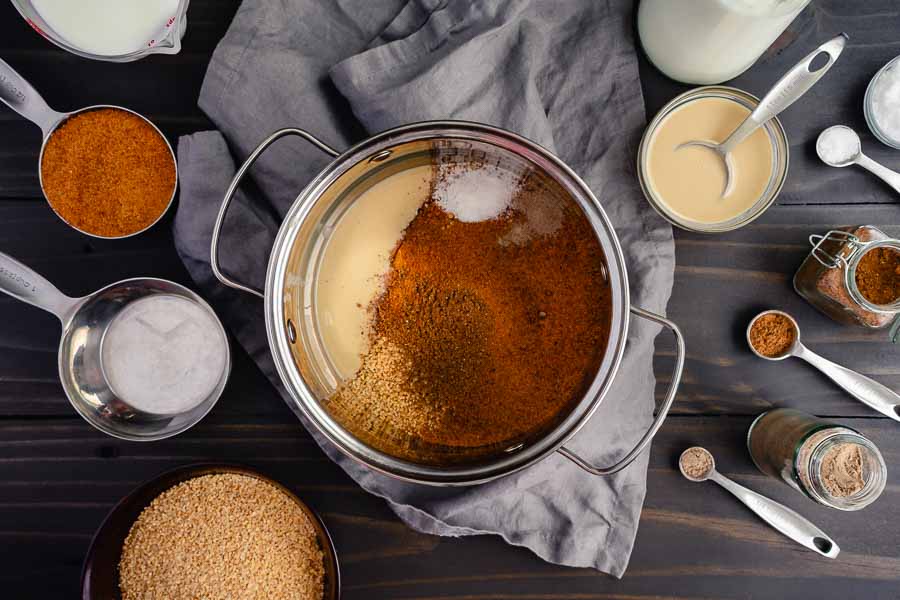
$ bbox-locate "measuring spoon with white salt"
[0,251,230,441]
[817,125,900,196]
[679,447,839,559]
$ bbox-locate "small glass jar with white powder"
[865,55,900,149]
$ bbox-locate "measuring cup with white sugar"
[0,251,230,441]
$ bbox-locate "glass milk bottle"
[637,0,811,84]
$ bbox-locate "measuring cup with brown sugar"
[0,57,177,239]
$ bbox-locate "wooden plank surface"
[0,1,899,599]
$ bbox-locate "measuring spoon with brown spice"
[747,310,900,422]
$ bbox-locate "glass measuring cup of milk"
[10,0,189,62]
[637,0,811,85]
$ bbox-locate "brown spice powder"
[41,108,175,237]
[327,174,611,462]
[820,443,866,498]
[749,313,796,358]
[855,246,900,306]
[680,447,713,480]
[118,474,324,600]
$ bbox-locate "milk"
[31,0,179,56]
[637,0,810,85]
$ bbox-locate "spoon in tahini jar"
[747,310,900,422]
[816,125,900,196]
[678,447,839,559]
[677,34,847,198]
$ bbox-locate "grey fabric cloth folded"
[173,0,675,577]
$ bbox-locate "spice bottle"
[747,408,886,511]
[794,226,900,339]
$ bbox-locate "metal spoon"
[0,56,177,238]
[678,34,847,198]
[816,125,900,196]
[678,447,839,559]
[747,310,900,422]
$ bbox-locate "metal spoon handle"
[855,153,900,196]
[721,34,847,154]
[709,471,839,559]
[0,57,65,137]
[794,344,900,422]
[0,251,77,321]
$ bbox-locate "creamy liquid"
[647,96,774,225]
[315,165,432,379]
[32,0,179,56]
[638,0,809,84]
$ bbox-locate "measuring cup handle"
[557,306,685,476]
[0,251,78,322]
[709,471,839,559]
[794,344,900,422]
[0,57,65,137]
[210,127,340,299]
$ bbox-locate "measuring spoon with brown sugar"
[747,309,900,422]
[679,447,839,559]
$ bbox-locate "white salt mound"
[435,165,517,222]
[871,62,900,143]
[817,126,859,165]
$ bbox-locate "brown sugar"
[118,473,324,600]
[749,313,796,358]
[326,171,611,464]
[855,246,900,306]
[40,108,175,237]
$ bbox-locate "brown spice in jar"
[803,226,895,328]
[820,442,866,498]
[326,171,611,463]
[40,108,175,238]
[855,246,900,306]
[118,473,324,600]
[749,313,796,358]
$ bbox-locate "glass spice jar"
[747,408,886,511]
[794,225,900,339]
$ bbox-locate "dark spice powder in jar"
[40,108,176,238]
[749,313,796,358]
[855,246,900,306]
[327,172,612,462]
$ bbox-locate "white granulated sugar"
[871,62,900,143]
[101,295,228,415]
[817,126,859,165]
[435,164,518,222]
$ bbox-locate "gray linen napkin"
[174,0,674,577]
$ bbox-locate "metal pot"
[211,121,684,486]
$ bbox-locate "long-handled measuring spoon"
[816,125,900,196]
[0,56,177,238]
[679,447,839,559]
[748,309,900,422]
[678,34,847,198]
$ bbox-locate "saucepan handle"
[557,306,685,476]
[210,127,340,298]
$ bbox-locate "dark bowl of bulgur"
[81,463,339,600]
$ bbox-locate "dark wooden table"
[2,2,899,598]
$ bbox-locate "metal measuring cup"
[0,251,230,441]
[0,57,177,238]
[747,309,900,422]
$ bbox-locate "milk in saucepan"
[31,0,179,56]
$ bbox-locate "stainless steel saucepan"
[210,121,685,486]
